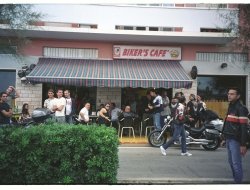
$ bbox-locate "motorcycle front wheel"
[148,130,166,147]
[202,136,220,151]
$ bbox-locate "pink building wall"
[21,39,230,61]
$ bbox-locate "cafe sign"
[113,45,181,60]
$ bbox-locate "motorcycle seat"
[204,124,215,129]
[189,126,206,133]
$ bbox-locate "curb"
[117,178,249,184]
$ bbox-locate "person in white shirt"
[52,89,66,123]
[44,89,56,114]
[148,88,163,130]
[78,102,91,124]
[64,89,76,124]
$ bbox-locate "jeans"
[162,123,187,153]
[65,115,73,124]
[153,112,161,130]
[226,138,243,183]
[55,116,65,123]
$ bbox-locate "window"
[149,27,159,31]
[136,26,146,31]
[161,27,173,31]
[124,26,134,30]
[0,70,16,92]
[200,28,231,33]
[0,46,17,54]
[197,75,246,104]
[43,47,98,59]
[79,24,97,29]
[115,25,177,32]
[44,22,72,27]
[196,52,248,62]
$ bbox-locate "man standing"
[52,89,66,123]
[186,94,198,128]
[0,92,13,126]
[148,88,163,130]
[160,95,192,157]
[6,86,20,109]
[141,91,153,135]
[222,87,248,183]
[64,89,76,124]
[161,90,171,127]
[44,89,56,113]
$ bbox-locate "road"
[117,145,250,184]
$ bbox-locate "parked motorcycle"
[18,108,52,128]
[148,115,223,151]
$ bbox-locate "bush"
[0,123,119,184]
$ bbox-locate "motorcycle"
[148,114,223,151]
[17,108,52,128]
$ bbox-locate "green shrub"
[0,123,119,184]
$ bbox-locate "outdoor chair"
[120,116,135,139]
[140,116,154,137]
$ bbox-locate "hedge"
[0,123,119,184]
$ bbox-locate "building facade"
[0,4,249,117]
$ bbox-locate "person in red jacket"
[222,87,249,183]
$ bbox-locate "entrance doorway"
[121,87,172,117]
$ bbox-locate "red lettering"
[123,49,128,56]
[150,49,155,56]
[129,49,135,56]
[137,49,142,56]
[134,49,138,56]
[143,49,148,56]
[149,49,168,57]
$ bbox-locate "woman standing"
[98,103,111,126]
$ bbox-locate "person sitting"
[119,105,139,135]
[78,102,91,125]
[96,104,104,117]
[20,103,31,122]
[122,105,139,119]
[110,102,122,131]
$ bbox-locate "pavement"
[117,144,250,185]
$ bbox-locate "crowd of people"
[0,86,208,129]
[0,85,249,183]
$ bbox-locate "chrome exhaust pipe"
[188,136,213,143]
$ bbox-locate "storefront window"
[197,75,246,104]
[0,70,16,92]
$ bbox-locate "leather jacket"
[223,100,249,146]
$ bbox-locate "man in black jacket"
[223,87,249,183]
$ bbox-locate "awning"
[26,58,193,88]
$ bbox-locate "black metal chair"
[119,116,135,139]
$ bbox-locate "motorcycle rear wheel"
[148,130,166,147]
[202,136,220,151]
